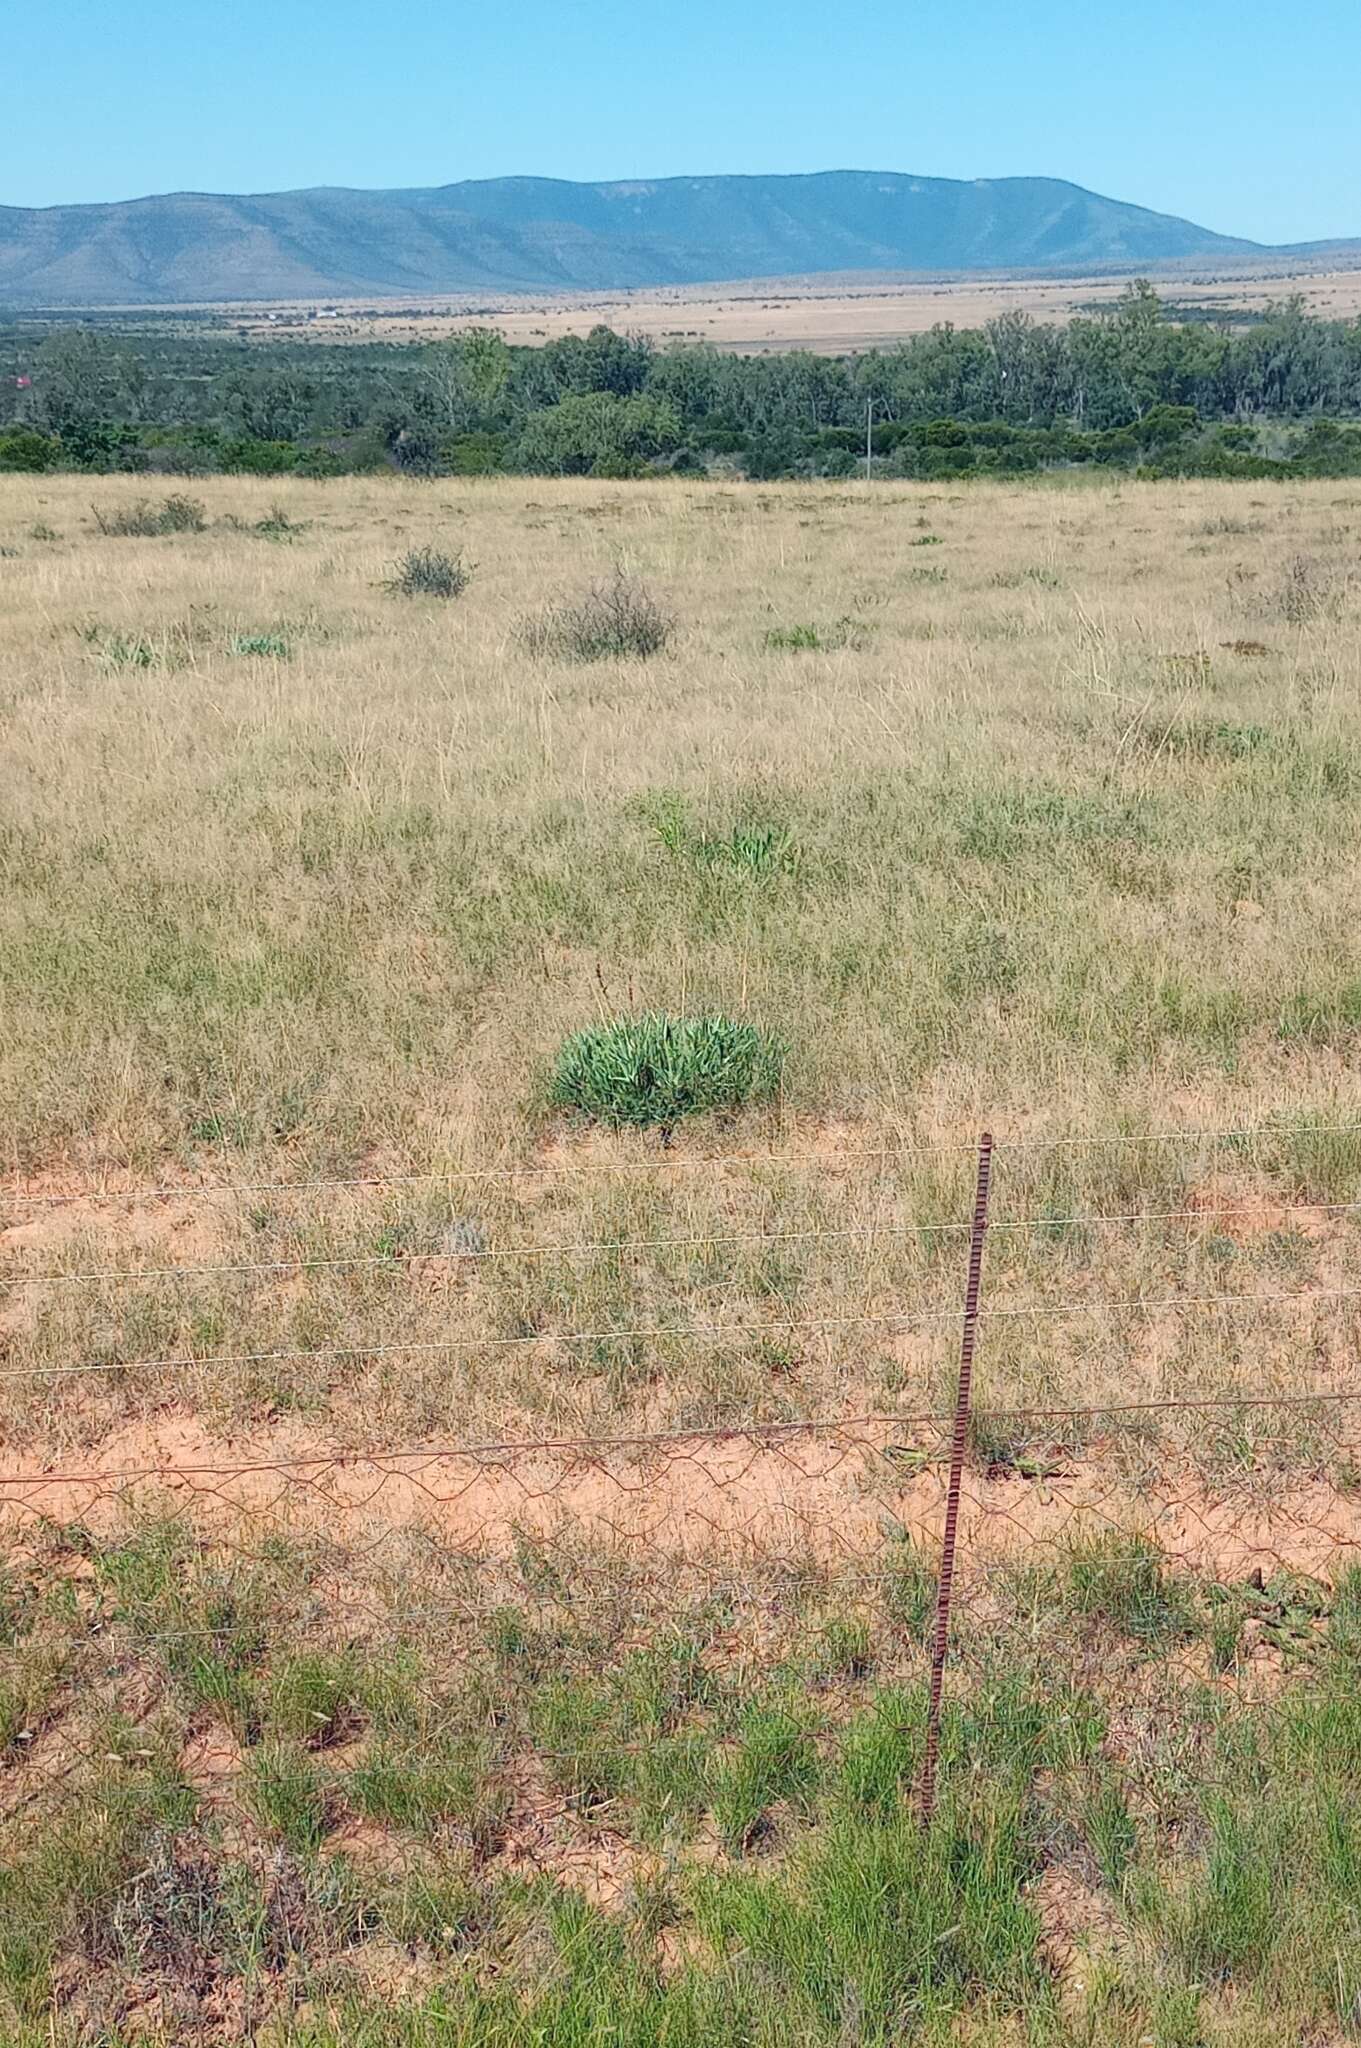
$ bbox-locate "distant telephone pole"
[865,398,874,483]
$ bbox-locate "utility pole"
[864,397,874,484]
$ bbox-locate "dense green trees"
[6,290,1361,480]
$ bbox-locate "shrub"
[764,617,868,652]
[230,632,290,658]
[1272,554,1339,624]
[92,494,206,537]
[253,505,307,541]
[0,428,59,473]
[386,545,472,599]
[523,568,674,662]
[549,1012,785,1130]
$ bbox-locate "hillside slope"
[0,170,1261,305]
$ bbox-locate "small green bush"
[0,429,59,473]
[549,1012,785,1129]
[386,544,472,599]
[524,568,674,661]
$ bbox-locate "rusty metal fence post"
[918,1129,993,1828]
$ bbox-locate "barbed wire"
[6,1195,1361,1289]
[8,1120,1361,1878]
[4,1385,1361,1493]
[5,1115,1361,1211]
[5,1277,1361,1388]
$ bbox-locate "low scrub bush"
[222,504,310,541]
[92,494,207,537]
[524,568,674,661]
[549,1012,785,1129]
[385,545,472,599]
[0,428,59,473]
[763,616,869,652]
[1271,553,1343,624]
[230,632,290,658]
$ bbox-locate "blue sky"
[6,0,1357,245]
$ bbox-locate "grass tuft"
[230,631,291,658]
[548,1011,785,1129]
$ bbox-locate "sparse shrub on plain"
[385,544,472,599]
[230,632,291,658]
[1272,553,1341,624]
[254,505,308,541]
[222,505,310,541]
[764,616,869,652]
[523,567,674,661]
[549,1012,785,1129]
[92,494,207,537]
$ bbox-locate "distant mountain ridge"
[0,169,1270,306]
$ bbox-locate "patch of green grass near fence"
[2,1515,1359,2044]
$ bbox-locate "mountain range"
[0,169,1332,307]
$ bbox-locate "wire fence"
[4,1118,1361,1848]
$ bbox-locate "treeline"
[6,283,1361,481]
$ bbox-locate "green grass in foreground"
[2,1516,1361,2043]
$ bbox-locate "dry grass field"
[135,255,1361,351]
[4,471,1361,2043]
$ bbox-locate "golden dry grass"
[3,470,1361,1467]
[6,470,1361,2044]
[190,257,1361,352]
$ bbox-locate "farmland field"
[4,471,1361,2043]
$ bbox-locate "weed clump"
[80,616,208,670]
[524,568,673,661]
[1272,554,1340,624]
[1064,1534,1198,1646]
[386,545,473,599]
[384,544,474,598]
[230,632,290,658]
[549,1012,785,1130]
[254,505,307,542]
[763,617,869,652]
[93,495,207,537]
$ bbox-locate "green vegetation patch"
[549,1012,785,1129]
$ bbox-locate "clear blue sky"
[6,0,1357,246]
